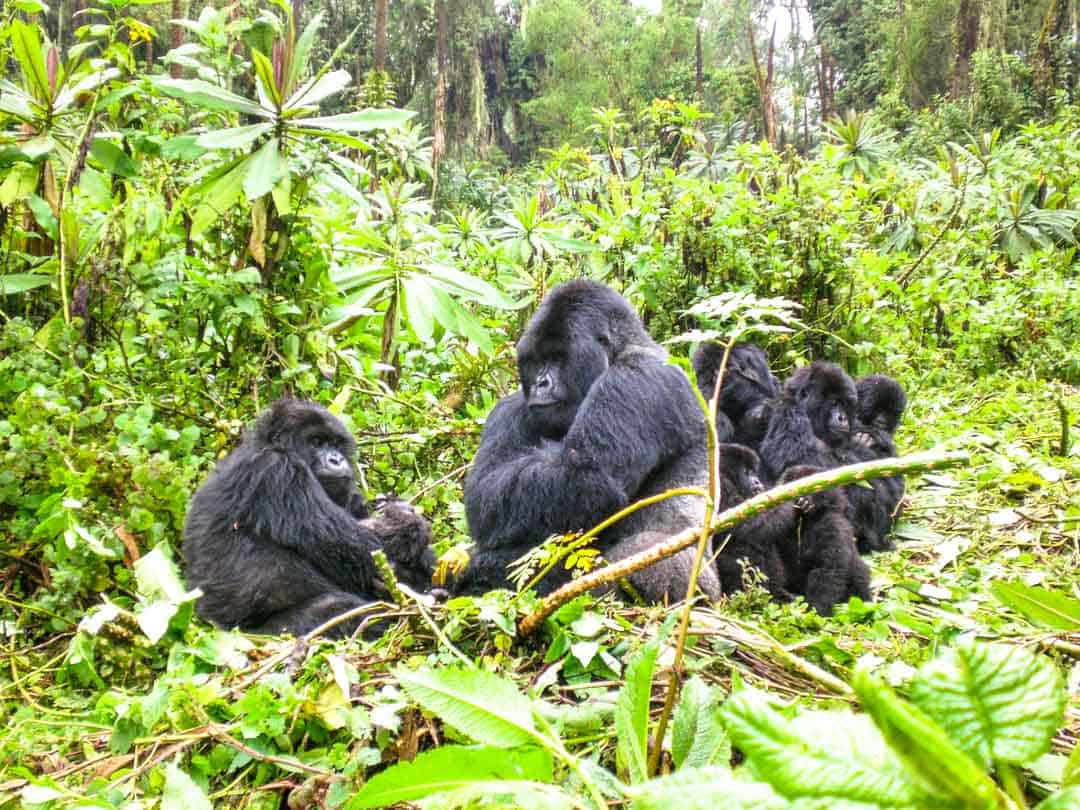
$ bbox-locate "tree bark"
[433,0,448,174]
[1032,0,1070,104]
[170,0,185,78]
[695,20,704,102]
[748,22,777,145]
[374,0,389,72]
[951,0,981,98]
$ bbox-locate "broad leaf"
[242,139,286,201]
[722,688,930,806]
[852,667,1001,809]
[1034,787,1080,810]
[347,745,554,809]
[250,48,281,109]
[908,641,1066,769]
[395,666,543,748]
[671,676,729,769]
[286,11,324,93]
[284,68,351,111]
[154,77,271,118]
[990,581,1080,631]
[615,639,659,784]
[196,123,272,150]
[10,19,49,102]
[402,274,436,343]
[630,766,783,810]
[293,108,415,132]
[187,155,251,236]
[162,763,212,810]
[0,274,52,294]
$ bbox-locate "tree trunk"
[951,0,980,98]
[748,22,777,145]
[433,0,448,176]
[374,0,389,72]
[1032,0,1069,104]
[695,21,704,102]
[170,0,185,78]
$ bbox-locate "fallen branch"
[518,449,970,636]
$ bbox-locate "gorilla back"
[459,280,717,601]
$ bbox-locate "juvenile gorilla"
[458,280,719,602]
[711,444,793,602]
[839,374,908,552]
[760,364,905,553]
[776,466,872,615]
[183,399,434,638]
[692,342,780,451]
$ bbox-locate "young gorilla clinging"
[183,399,434,638]
[457,280,719,602]
[837,374,908,552]
[776,466,872,615]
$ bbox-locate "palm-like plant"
[823,110,892,181]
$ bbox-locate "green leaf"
[26,194,57,239]
[285,11,324,93]
[154,77,271,118]
[293,108,415,132]
[629,766,783,810]
[852,667,1001,809]
[162,762,212,810]
[1034,787,1080,810]
[347,745,554,809]
[671,676,729,770]
[242,139,286,201]
[402,275,436,343]
[0,274,52,294]
[133,545,189,602]
[195,123,273,150]
[616,639,659,784]
[1065,743,1080,787]
[394,666,543,748]
[722,688,928,806]
[187,155,251,236]
[250,48,282,109]
[10,19,49,102]
[284,68,350,111]
[908,641,1066,769]
[990,581,1080,631]
[89,139,137,178]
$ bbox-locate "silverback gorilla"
[183,399,434,637]
[457,280,720,602]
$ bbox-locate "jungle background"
[1,0,1079,807]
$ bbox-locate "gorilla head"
[783,362,857,448]
[855,374,907,434]
[251,399,360,507]
[516,280,660,439]
[691,342,779,421]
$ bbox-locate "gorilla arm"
[215,447,384,595]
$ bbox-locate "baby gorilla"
[692,342,780,451]
[777,466,872,616]
[183,399,434,638]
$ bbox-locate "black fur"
[839,374,908,552]
[777,466,872,615]
[458,280,715,601]
[692,342,779,449]
[183,400,434,638]
[712,444,793,602]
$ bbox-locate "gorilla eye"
[596,334,611,346]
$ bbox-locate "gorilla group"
[457,279,721,602]
[182,286,907,637]
[694,341,907,612]
[183,399,435,638]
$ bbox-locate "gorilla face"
[785,362,856,448]
[516,281,645,440]
[254,400,358,507]
[855,374,907,435]
[692,342,779,421]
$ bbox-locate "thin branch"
[518,450,971,636]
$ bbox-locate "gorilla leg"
[251,591,373,637]
[606,531,721,603]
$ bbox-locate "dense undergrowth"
[1,4,1079,808]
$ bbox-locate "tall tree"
[170,0,186,78]
[433,0,448,173]
[951,0,981,97]
[374,0,389,72]
[748,21,777,145]
[1032,0,1071,103]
